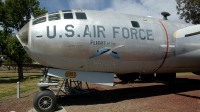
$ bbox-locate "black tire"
[117,73,139,82]
[33,90,57,112]
[34,91,41,100]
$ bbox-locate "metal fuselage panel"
[157,20,200,73]
[19,10,200,74]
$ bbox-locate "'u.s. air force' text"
[46,25,154,40]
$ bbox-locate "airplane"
[16,9,200,112]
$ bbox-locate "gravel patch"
[0,75,200,112]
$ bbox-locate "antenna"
[161,12,170,20]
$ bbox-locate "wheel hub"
[43,101,48,105]
[38,96,52,109]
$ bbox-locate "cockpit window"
[62,10,71,12]
[33,16,46,25]
[131,21,140,28]
[64,13,73,19]
[48,14,60,21]
[75,12,87,19]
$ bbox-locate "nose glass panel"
[16,22,29,46]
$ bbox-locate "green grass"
[176,72,195,76]
[0,73,43,99]
[0,84,37,98]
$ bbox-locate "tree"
[176,0,200,24]
[0,0,47,80]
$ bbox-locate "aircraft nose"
[16,21,29,46]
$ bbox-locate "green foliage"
[4,0,47,31]
[0,0,47,80]
[7,36,26,63]
[0,32,26,64]
[176,0,200,24]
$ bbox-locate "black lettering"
[83,25,91,37]
[103,41,106,45]
[65,25,74,37]
[90,40,94,44]
[147,30,154,40]
[113,27,120,38]
[98,41,102,45]
[90,40,106,45]
[47,25,56,38]
[122,28,129,39]
[93,25,96,38]
[130,28,138,39]
[139,29,146,40]
[97,26,105,38]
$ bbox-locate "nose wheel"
[33,90,57,112]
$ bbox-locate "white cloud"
[103,0,182,22]
[69,0,105,10]
[67,0,182,22]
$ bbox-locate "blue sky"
[39,0,182,22]
[39,0,112,12]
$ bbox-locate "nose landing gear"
[33,68,89,112]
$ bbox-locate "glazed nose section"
[16,21,29,46]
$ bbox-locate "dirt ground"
[0,74,200,112]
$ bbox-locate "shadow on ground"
[58,77,200,106]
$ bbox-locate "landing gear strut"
[33,68,89,112]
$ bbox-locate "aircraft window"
[64,13,73,19]
[33,17,46,25]
[75,12,87,19]
[131,21,140,28]
[62,10,72,12]
[48,14,60,21]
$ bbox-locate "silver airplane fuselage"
[17,9,200,75]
